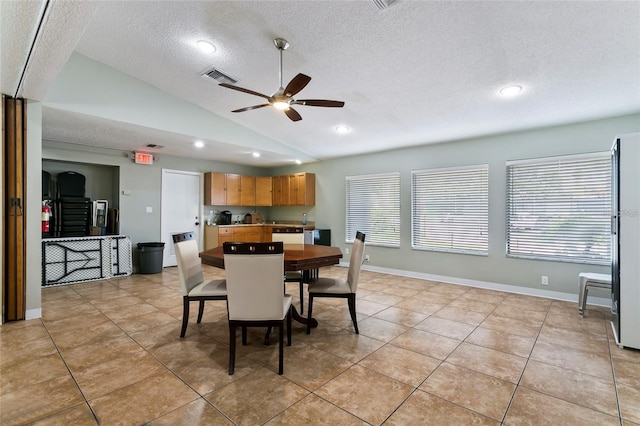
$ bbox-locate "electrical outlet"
[365,254,370,262]
[541,275,549,286]
[345,248,349,254]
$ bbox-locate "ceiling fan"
[218,38,345,122]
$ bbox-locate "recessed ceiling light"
[335,125,350,134]
[499,85,523,97]
[196,40,216,54]
[252,152,261,158]
[194,141,204,148]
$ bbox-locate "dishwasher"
[271,227,305,244]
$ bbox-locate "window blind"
[412,165,489,255]
[506,152,611,264]
[346,173,400,247]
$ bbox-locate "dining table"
[199,243,343,331]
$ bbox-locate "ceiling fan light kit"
[219,38,344,121]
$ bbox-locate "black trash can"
[137,242,165,274]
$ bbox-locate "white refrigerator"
[611,132,640,349]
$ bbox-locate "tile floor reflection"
[1,266,639,425]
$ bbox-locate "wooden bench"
[578,272,611,317]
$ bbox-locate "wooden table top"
[199,244,343,271]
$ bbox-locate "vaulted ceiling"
[2,1,639,166]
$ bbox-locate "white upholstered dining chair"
[223,241,292,375]
[306,231,365,334]
[173,232,227,338]
[271,231,306,313]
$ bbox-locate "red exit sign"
[134,152,153,165]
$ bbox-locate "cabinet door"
[240,175,256,206]
[218,227,234,245]
[233,226,261,242]
[255,176,272,206]
[225,174,241,205]
[300,173,315,206]
[205,172,227,205]
[204,225,219,249]
[272,176,282,206]
[281,175,291,206]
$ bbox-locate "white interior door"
[161,169,202,267]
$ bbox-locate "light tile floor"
[1,266,639,425]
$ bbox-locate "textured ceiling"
[2,1,640,166]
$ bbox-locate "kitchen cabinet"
[217,225,265,246]
[206,171,314,207]
[218,227,234,245]
[255,176,272,206]
[204,225,218,250]
[272,175,290,206]
[204,172,255,206]
[204,172,226,205]
[289,173,315,206]
[240,175,256,206]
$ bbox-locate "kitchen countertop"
[211,223,315,230]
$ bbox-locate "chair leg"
[347,294,359,334]
[197,300,205,323]
[287,307,292,346]
[180,296,190,338]
[229,325,236,375]
[278,323,284,375]
[299,280,304,314]
[307,294,314,335]
[242,326,248,346]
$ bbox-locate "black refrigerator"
[610,132,640,350]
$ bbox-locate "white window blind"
[506,152,611,264]
[412,165,489,255]
[346,173,400,247]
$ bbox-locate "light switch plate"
[146,206,152,213]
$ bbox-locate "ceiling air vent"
[372,0,397,11]
[201,66,238,85]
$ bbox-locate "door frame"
[160,169,203,267]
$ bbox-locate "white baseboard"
[338,262,611,308]
[26,308,42,320]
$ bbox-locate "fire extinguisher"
[42,201,51,233]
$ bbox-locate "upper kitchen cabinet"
[204,172,226,205]
[255,176,272,206]
[272,173,315,206]
[206,172,314,206]
[204,172,254,206]
[291,172,315,206]
[239,175,256,206]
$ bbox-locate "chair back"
[346,231,366,293]
[223,242,285,321]
[172,232,203,296]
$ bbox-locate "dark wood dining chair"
[173,232,226,337]
[223,241,292,375]
[306,231,366,334]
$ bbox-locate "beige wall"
[275,113,640,299]
[28,113,640,317]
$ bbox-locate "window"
[412,165,489,255]
[506,152,611,264]
[346,173,400,247]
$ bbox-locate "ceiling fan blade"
[219,83,271,100]
[231,104,270,113]
[284,107,302,122]
[284,73,311,97]
[292,99,345,108]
